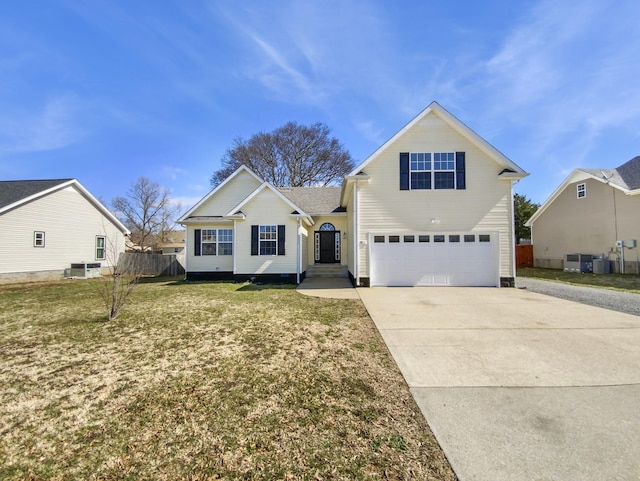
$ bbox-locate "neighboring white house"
[526,156,640,271]
[0,179,130,283]
[157,230,186,269]
[179,102,528,287]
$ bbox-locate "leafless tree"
[211,122,355,187]
[112,177,180,251]
[96,236,145,321]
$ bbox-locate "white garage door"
[369,232,498,287]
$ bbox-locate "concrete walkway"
[357,287,640,481]
[296,277,359,300]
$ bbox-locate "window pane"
[411,172,431,189]
[218,229,233,242]
[479,234,491,242]
[434,235,445,243]
[434,172,454,189]
[202,243,217,255]
[418,235,430,242]
[202,229,216,242]
[449,235,460,242]
[374,235,385,243]
[389,235,400,243]
[260,240,277,255]
[464,235,475,242]
[404,235,415,243]
[218,243,233,256]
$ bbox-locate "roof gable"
[527,156,640,227]
[226,182,311,219]
[348,101,527,177]
[0,178,129,234]
[178,165,263,221]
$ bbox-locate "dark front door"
[316,231,340,263]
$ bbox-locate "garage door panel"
[370,232,497,287]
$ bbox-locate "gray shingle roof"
[278,187,343,214]
[0,179,73,210]
[582,156,640,191]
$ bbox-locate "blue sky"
[1,1,639,210]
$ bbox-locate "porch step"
[306,264,349,278]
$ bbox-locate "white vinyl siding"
[235,189,298,275]
[186,224,234,272]
[355,111,514,281]
[0,185,125,275]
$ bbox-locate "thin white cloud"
[0,94,85,154]
[481,0,640,168]
[161,166,189,181]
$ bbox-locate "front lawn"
[0,278,455,480]
[518,267,640,293]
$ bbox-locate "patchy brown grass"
[0,278,456,480]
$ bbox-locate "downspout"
[354,181,359,286]
[509,181,516,286]
[297,219,302,284]
[233,220,237,276]
[183,227,188,280]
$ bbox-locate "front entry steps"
[306,264,348,278]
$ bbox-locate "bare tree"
[211,122,355,187]
[112,177,180,251]
[96,236,145,321]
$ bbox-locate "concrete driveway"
[357,287,640,481]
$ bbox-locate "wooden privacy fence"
[118,253,184,277]
[515,244,534,268]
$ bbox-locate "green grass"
[518,267,640,294]
[0,278,455,480]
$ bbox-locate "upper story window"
[34,231,45,247]
[577,183,586,199]
[401,152,465,191]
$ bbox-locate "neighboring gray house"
[526,156,640,271]
[0,179,130,282]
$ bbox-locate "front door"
[315,229,340,264]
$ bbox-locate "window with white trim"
[201,228,233,256]
[577,183,586,199]
[34,231,45,247]
[410,152,457,189]
[259,225,277,255]
[96,236,106,260]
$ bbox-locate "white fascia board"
[179,217,235,225]
[339,175,369,206]
[177,165,263,222]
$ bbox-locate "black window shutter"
[456,152,466,190]
[251,225,258,256]
[399,152,410,190]
[277,225,286,255]
[194,229,201,256]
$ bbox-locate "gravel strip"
[516,277,640,317]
